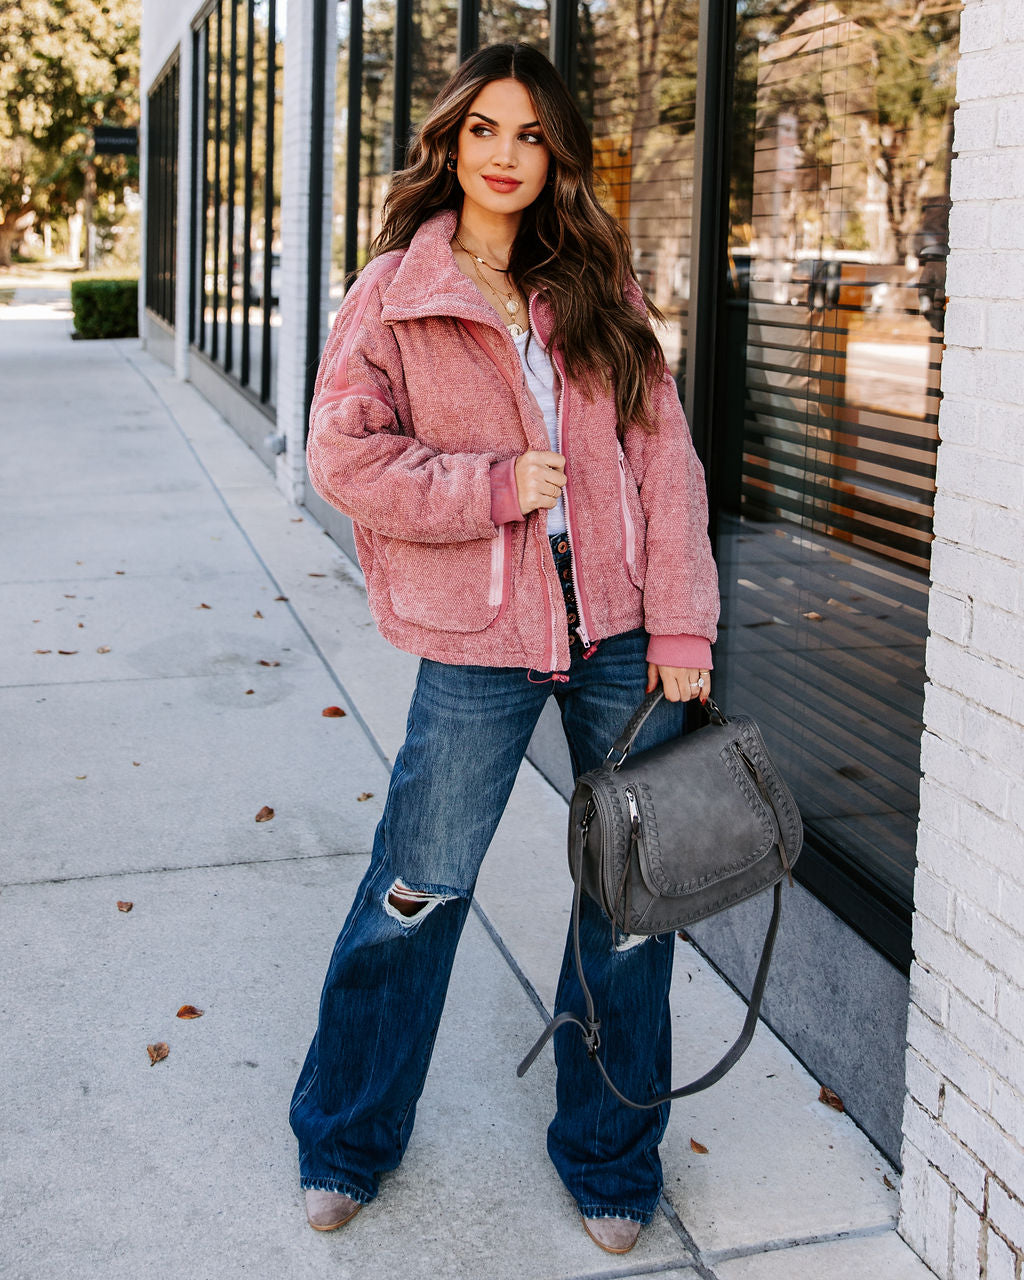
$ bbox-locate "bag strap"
[606,690,727,769]
[518,743,785,1109]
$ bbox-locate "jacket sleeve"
[621,300,720,646]
[306,263,503,545]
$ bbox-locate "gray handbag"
[518,691,803,1109]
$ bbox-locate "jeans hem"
[576,1203,655,1226]
[300,1177,373,1205]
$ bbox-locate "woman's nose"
[491,134,517,166]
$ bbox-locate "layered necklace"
[453,231,526,338]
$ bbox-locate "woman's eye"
[469,124,493,137]
[521,132,544,145]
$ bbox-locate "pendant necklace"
[454,232,526,338]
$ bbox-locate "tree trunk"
[0,208,37,268]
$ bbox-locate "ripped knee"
[383,879,456,927]
[614,932,649,953]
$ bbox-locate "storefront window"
[712,0,959,945]
[411,0,458,127]
[577,0,700,387]
[479,0,549,47]
[193,0,285,408]
[146,57,179,328]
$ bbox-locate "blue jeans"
[290,548,689,1223]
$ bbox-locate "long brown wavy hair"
[370,43,667,434]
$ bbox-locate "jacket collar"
[379,208,556,345]
[379,209,497,328]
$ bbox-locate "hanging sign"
[94,126,138,156]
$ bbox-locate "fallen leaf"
[803,611,824,621]
[883,1174,895,1190]
[77,622,84,629]
[356,792,374,802]
[76,775,87,780]
[176,1005,204,1020]
[322,706,347,718]
[253,610,264,619]
[116,570,125,575]
[308,572,327,578]
[274,595,288,602]
[147,1042,170,1066]
[197,603,212,610]
[33,619,40,622]
[290,517,303,523]
[258,659,280,667]
[58,649,78,655]
[64,594,76,599]
[820,1085,844,1112]
[255,805,275,823]
[35,649,52,654]
[244,688,255,695]
[117,901,134,912]
[132,762,141,767]
[96,645,111,654]
[690,1138,709,1155]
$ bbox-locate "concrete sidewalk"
[0,287,934,1280]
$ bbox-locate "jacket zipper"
[617,445,637,576]
[529,296,593,660]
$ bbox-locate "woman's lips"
[483,176,522,192]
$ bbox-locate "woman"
[291,42,719,1255]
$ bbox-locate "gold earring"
[446,153,457,172]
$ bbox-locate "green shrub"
[70,278,139,339]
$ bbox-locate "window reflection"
[577,0,700,385]
[411,0,458,128]
[194,0,284,407]
[715,0,960,909]
[479,0,549,48]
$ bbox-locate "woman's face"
[454,78,551,226]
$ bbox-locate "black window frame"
[145,53,181,328]
[190,0,283,414]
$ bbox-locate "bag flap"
[618,719,784,898]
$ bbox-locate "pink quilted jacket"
[306,209,719,673]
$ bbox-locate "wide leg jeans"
[290,583,689,1224]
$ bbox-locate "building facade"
[139,2,1024,1274]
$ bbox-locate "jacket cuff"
[489,457,525,526]
[645,633,713,670]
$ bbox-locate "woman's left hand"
[647,663,710,703]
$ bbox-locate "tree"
[0,0,140,267]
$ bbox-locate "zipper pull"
[625,786,641,837]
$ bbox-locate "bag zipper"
[625,785,641,836]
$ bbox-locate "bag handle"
[606,689,727,769]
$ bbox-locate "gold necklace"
[454,232,526,338]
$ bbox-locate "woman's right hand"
[515,450,567,515]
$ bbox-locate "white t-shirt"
[512,328,566,536]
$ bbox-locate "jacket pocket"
[617,446,647,588]
[381,525,511,633]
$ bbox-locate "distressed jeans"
[290,547,690,1223]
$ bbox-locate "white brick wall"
[273,0,318,504]
[899,1,1024,1276]
[272,0,337,505]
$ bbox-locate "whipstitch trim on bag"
[734,719,803,854]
